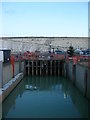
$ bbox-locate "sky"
[0,2,88,37]
[88,1,90,37]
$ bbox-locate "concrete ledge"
[0,73,23,102]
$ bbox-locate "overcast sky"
[0,1,88,37]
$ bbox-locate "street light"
[0,51,3,88]
[49,44,52,53]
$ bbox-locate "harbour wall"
[0,61,25,102]
[3,61,25,85]
[0,61,25,120]
[64,62,90,100]
[0,60,90,103]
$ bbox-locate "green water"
[2,76,89,118]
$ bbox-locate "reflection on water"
[2,76,90,118]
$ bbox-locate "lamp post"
[0,51,3,88]
[0,61,3,88]
[49,44,52,53]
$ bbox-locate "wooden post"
[54,60,56,75]
[55,60,57,75]
[58,60,60,76]
[40,61,42,76]
[29,61,32,75]
[46,61,48,75]
[56,60,58,76]
[36,61,38,75]
[50,61,52,75]
[44,61,46,75]
[28,61,30,75]
[32,61,34,75]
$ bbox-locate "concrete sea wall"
[0,61,25,103]
[0,61,25,119]
[64,61,90,100]
[0,60,90,103]
[3,61,25,85]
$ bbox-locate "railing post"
[50,61,52,75]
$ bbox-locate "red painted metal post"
[10,55,15,78]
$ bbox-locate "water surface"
[3,76,89,118]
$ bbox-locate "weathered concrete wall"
[3,63,12,85]
[0,37,88,52]
[0,61,3,88]
[0,100,2,120]
[2,61,24,86]
[75,64,86,95]
[0,39,2,49]
[2,73,23,102]
[14,62,19,76]
[63,62,66,77]
[0,61,24,119]
[20,62,25,72]
[64,61,90,100]
[21,62,25,72]
[67,62,73,81]
[87,69,90,100]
